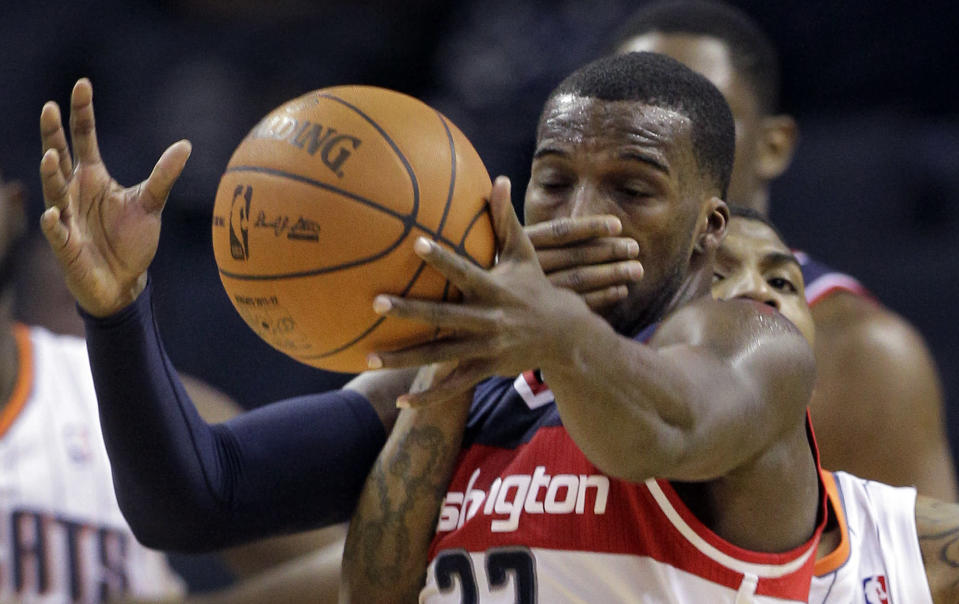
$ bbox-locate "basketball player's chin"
[594,297,641,336]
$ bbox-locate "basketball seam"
[217,166,472,280]
[276,104,459,360]
[219,91,490,365]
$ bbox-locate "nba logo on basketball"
[863,575,890,604]
[230,185,252,260]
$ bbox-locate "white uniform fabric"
[0,325,185,603]
[810,470,932,604]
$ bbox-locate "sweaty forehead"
[537,94,692,159]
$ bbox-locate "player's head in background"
[525,51,734,336]
[712,206,814,345]
[614,0,797,216]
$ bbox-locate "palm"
[64,164,159,306]
[39,79,190,317]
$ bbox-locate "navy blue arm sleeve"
[82,281,386,552]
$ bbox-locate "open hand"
[370,177,596,407]
[39,78,192,317]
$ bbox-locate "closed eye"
[768,277,797,293]
[617,186,651,199]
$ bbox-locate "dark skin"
[38,79,816,601]
[342,96,819,600]
[620,31,957,502]
[917,496,959,604]
[714,215,957,602]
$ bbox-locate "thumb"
[490,176,536,263]
[141,139,192,213]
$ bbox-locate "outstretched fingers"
[40,101,73,178]
[40,149,71,212]
[39,206,70,254]
[68,78,103,165]
[140,140,192,213]
[370,337,488,372]
[412,236,494,298]
[372,293,496,332]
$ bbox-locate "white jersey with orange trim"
[0,325,185,603]
[810,471,931,604]
[420,369,826,603]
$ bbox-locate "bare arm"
[341,364,471,603]
[370,177,814,484]
[916,495,959,604]
[543,296,815,482]
[810,292,957,501]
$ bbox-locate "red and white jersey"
[0,325,185,603]
[810,471,931,604]
[420,370,826,603]
[794,251,872,307]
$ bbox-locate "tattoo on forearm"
[916,497,959,600]
[918,498,959,566]
[350,422,459,590]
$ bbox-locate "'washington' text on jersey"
[438,466,609,533]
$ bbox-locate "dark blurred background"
[2,0,958,587]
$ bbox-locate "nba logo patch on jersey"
[863,575,890,604]
[63,424,92,463]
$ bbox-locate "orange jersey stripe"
[0,324,34,437]
[814,470,850,576]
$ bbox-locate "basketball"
[211,86,495,373]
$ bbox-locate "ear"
[756,114,798,181]
[694,197,728,253]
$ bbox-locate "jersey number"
[435,548,536,604]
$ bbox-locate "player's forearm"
[83,280,388,550]
[341,389,471,603]
[541,313,695,482]
[83,281,230,546]
[543,299,813,483]
[915,496,959,604]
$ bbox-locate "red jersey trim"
[513,371,554,409]
[0,324,34,438]
[805,276,872,307]
[649,479,820,577]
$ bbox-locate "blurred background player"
[0,172,185,601]
[612,0,957,500]
[2,170,345,601]
[712,208,939,602]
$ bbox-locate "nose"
[568,183,611,219]
[724,272,780,311]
